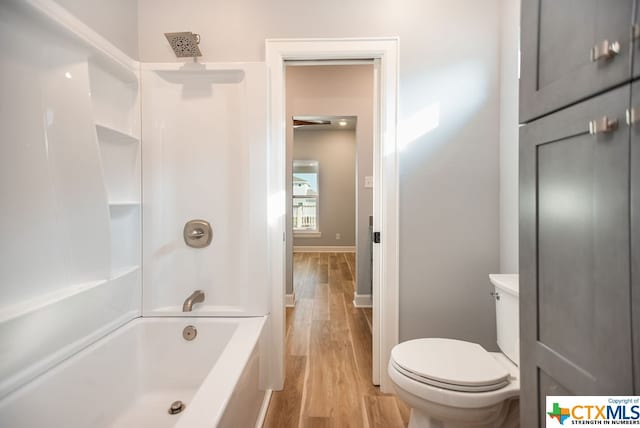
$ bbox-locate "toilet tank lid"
[489,274,518,297]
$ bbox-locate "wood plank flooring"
[264,252,409,428]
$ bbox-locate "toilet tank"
[489,274,519,366]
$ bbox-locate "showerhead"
[164,32,202,57]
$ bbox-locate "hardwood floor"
[264,252,410,428]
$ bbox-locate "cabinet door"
[631,80,640,394]
[520,85,633,427]
[635,2,640,79]
[520,0,633,123]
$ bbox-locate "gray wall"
[54,0,139,59]
[293,129,356,247]
[134,0,501,349]
[499,0,520,274]
[285,65,374,298]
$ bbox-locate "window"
[293,160,319,234]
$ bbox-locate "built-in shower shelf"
[0,267,142,322]
[0,279,106,324]
[111,265,140,280]
[0,271,140,398]
[109,201,140,208]
[95,123,139,144]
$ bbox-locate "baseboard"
[285,293,296,307]
[294,246,356,253]
[255,389,272,428]
[353,293,373,308]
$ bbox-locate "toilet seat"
[391,360,510,392]
[390,338,511,392]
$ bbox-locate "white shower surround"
[0,0,142,398]
[140,62,269,317]
[0,0,272,426]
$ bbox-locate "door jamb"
[265,37,399,393]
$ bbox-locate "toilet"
[388,274,519,428]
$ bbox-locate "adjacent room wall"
[54,0,139,59]
[293,129,356,248]
[285,65,374,299]
[138,0,502,350]
[499,0,521,274]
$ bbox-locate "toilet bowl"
[389,274,520,428]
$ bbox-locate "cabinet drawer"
[520,0,634,123]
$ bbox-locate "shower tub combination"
[0,318,268,428]
[0,1,271,427]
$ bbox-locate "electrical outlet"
[364,176,374,188]
[336,233,341,240]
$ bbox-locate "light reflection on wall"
[398,103,440,152]
[398,60,491,155]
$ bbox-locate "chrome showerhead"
[164,32,202,57]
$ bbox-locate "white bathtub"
[0,317,269,428]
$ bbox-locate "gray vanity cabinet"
[519,85,634,427]
[520,0,634,122]
[635,7,640,79]
[631,80,640,394]
[520,2,640,426]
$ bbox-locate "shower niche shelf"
[96,123,139,144]
[108,201,141,207]
[98,123,141,276]
[96,125,140,205]
[89,57,141,280]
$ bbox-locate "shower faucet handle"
[183,220,212,248]
[189,228,205,238]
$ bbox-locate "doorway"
[266,38,399,394]
[289,116,360,258]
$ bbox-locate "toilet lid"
[391,338,510,391]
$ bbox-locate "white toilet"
[388,274,519,428]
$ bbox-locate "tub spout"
[183,290,205,312]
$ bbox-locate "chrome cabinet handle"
[627,108,640,126]
[591,40,620,62]
[589,116,618,135]
[490,292,501,301]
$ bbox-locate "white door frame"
[265,38,399,393]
